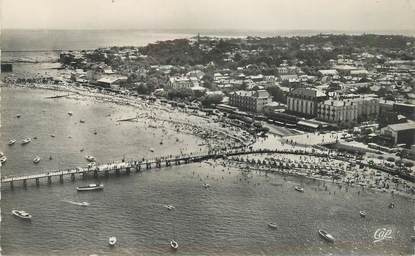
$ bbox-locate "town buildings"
[381,122,415,146]
[229,90,272,112]
[287,88,327,117]
[316,97,379,127]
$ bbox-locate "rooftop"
[387,122,415,132]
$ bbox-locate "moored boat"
[170,240,178,249]
[294,186,304,193]
[68,112,73,116]
[165,205,175,210]
[12,209,32,220]
[85,155,95,162]
[108,236,117,246]
[268,222,278,229]
[33,156,41,164]
[21,138,32,145]
[359,210,367,217]
[318,229,335,243]
[0,156,7,164]
[8,139,16,145]
[76,183,104,192]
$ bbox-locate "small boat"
[80,148,84,152]
[359,211,367,218]
[203,183,210,189]
[389,203,395,209]
[160,141,163,145]
[93,131,97,135]
[295,186,304,193]
[165,205,175,210]
[318,229,335,243]
[68,112,73,116]
[33,136,38,140]
[21,138,32,145]
[85,155,95,162]
[50,134,55,138]
[16,114,21,118]
[170,240,178,249]
[80,202,90,207]
[268,222,278,229]
[12,210,32,220]
[76,184,104,192]
[0,156,7,164]
[108,236,117,246]
[150,148,155,152]
[0,152,3,157]
[411,235,415,241]
[80,120,85,123]
[8,139,16,145]
[33,156,41,164]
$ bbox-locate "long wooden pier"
[1,153,218,189]
[0,148,343,189]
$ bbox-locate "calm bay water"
[1,88,414,256]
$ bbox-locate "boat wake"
[62,200,90,206]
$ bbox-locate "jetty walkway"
[5,147,407,189]
[1,148,319,189]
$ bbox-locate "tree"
[201,94,223,107]
[266,85,287,103]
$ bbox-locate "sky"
[2,0,415,31]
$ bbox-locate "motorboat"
[80,202,90,207]
[108,236,117,246]
[68,112,73,116]
[50,134,55,138]
[21,138,32,145]
[12,210,32,220]
[33,156,41,164]
[0,156,7,164]
[318,229,335,243]
[49,155,53,160]
[294,186,304,193]
[76,183,104,192]
[170,240,178,249]
[80,120,85,123]
[203,183,210,189]
[16,114,21,118]
[85,155,95,162]
[165,205,175,210]
[359,210,367,218]
[8,139,16,145]
[268,222,278,229]
[150,148,155,152]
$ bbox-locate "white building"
[229,90,272,112]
